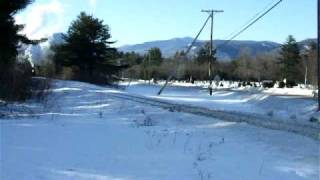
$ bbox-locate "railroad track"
[108,92,320,140]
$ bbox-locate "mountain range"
[24,33,316,64]
[119,37,317,60]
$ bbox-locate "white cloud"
[15,0,64,39]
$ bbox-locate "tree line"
[122,35,318,88]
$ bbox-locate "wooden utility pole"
[318,0,320,110]
[157,9,223,96]
[202,10,223,95]
[157,12,212,95]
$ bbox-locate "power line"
[184,14,212,55]
[223,0,279,40]
[157,13,212,95]
[157,10,223,95]
[157,0,283,95]
[217,0,283,50]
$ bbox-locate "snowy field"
[1,80,319,180]
[121,80,318,125]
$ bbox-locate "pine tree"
[53,12,117,82]
[0,0,37,101]
[147,47,163,66]
[0,0,44,68]
[195,42,216,65]
[278,35,302,86]
[122,51,143,66]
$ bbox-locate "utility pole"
[202,10,223,95]
[317,0,320,111]
[157,9,223,96]
[305,59,308,87]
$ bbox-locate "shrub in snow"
[134,116,154,127]
[262,80,274,88]
[266,110,274,117]
[309,116,320,123]
[286,80,297,88]
[135,109,155,127]
[290,114,297,120]
[99,111,103,118]
[31,77,52,103]
[168,107,175,112]
[143,116,154,126]
[278,81,285,88]
[312,91,318,99]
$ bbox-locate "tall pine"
[53,12,117,83]
[147,47,163,66]
[278,35,302,86]
[0,0,36,101]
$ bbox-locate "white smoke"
[15,0,64,40]
[88,0,98,14]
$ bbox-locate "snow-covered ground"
[1,80,319,180]
[120,80,318,125]
[124,80,316,96]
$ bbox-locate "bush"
[59,67,77,80]
[278,81,285,88]
[262,80,274,88]
[31,77,52,102]
[0,59,53,102]
[286,80,297,88]
[0,60,33,101]
[34,61,56,78]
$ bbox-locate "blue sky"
[16,0,317,47]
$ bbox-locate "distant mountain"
[211,40,281,60]
[119,37,316,60]
[297,39,317,50]
[119,37,196,58]
[24,34,316,65]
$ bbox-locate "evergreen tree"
[0,0,32,68]
[0,0,39,101]
[278,35,302,85]
[174,50,186,59]
[53,12,117,82]
[122,51,143,66]
[147,47,163,66]
[195,42,216,65]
